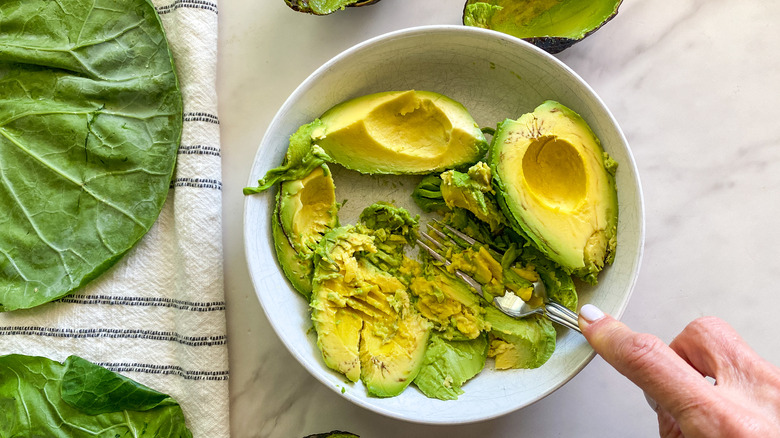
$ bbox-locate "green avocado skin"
[303,432,359,438]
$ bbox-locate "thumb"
[578,304,714,420]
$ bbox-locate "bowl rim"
[243,24,646,425]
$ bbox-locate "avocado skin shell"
[303,432,359,438]
[461,0,622,54]
[285,0,381,15]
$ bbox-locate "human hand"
[578,305,780,437]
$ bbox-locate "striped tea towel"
[0,0,229,436]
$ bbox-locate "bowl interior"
[244,25,644,424]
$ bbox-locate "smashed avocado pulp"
[246,92,618,400]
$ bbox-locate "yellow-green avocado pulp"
[490,100,618,284]
[311,90,488,174]
[245,91,620,401]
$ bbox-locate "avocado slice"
[311,221,431,397]
[311,90,488,175]
[463,0,623,54]
[272,164,339,298]
[272,200,313,297]
[484,306,556,369]
[489,101,618,284]
[285,0,380,15]
[413,332,489,400]
[359,308,431,397]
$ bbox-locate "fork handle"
[544,302,582,333]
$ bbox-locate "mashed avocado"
[246,91,619,399]
[409,266,488,341]
[310,223,431,397]
[440,162,506,232]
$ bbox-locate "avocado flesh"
[248,91,616,399]
[273,165,339,298]
[463,0,623,54]
[484,306,556,369]
[410,266,488,341]
[285,0,380,15]
[244,120,330,194]
[413,333,489,400]
[490,100,618,284]
[272,201,314,297]
[311,223,431,397]
[312,90,488,175]
[440,162,506,232]
[360,309,431,397]
[279,165,339,254]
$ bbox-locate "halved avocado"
[285,0,380,15]
[311,224,431,397]
[489,101,618,284]
[311,90,488,174]
[273,164,339,298]
[463,0,623,54]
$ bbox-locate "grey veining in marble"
[218,1,780,436]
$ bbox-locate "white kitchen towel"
[0,0,228,436]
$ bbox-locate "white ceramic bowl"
[244,25,644,424]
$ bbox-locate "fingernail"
[579,304,605,323]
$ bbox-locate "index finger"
[579,305,715,420]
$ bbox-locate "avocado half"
[285,0,380,15]
[489,101,618,284]
[312,90,488,175]
[463,0,623,54]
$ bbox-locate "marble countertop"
[218,1,780,436]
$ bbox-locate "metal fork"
[416,220,582,333]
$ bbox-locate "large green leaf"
[0,354,192,437]
[0,0,182,311]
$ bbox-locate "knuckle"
[673,393,714,420]
[617,333,667,374]
[685,316,724,334]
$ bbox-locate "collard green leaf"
[61,355,174,415]
[0,354,192,437]
[0,0,182,311]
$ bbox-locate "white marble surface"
[218,1,780,437]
